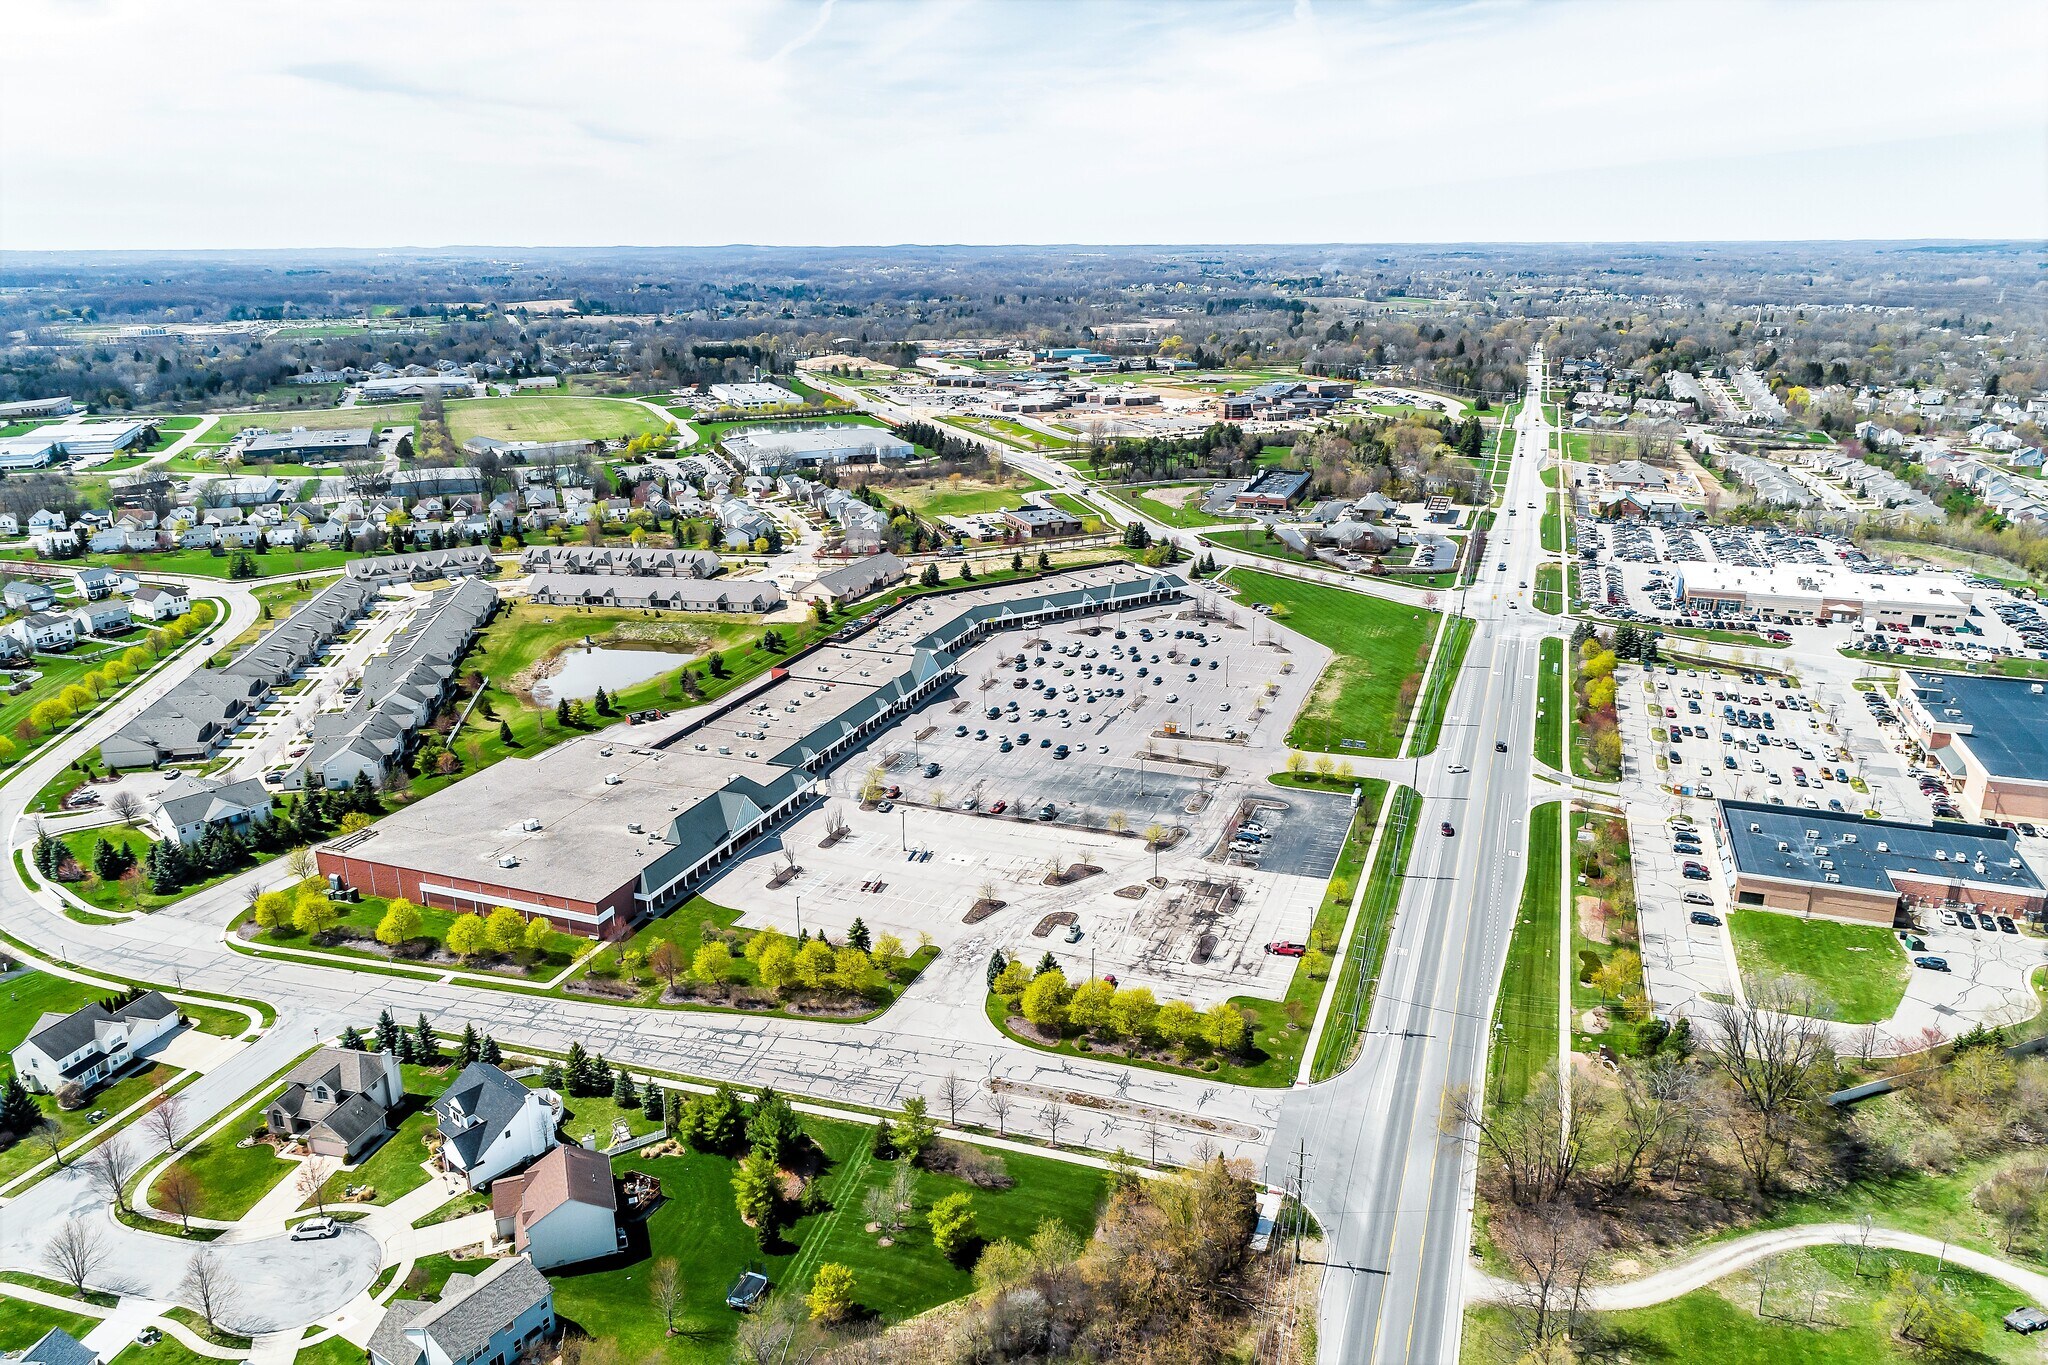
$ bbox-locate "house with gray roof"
[433,1062,561,1190]
[266,1046,402,1160]
[525,573,783,613]
[148,773,275,846]
[518,545,722,579]
[19,1328,100,1365]
[367,1256,555,1365]
[345,546,498,584]
[801,551,907,608]
[9,991,180,1095]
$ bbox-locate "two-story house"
[367,1256,555,1365]
[489,1144,620,1269]
[148,774,275,846]
[266,1046,403,1161]
[433,1062,561,1190]
[8,991,182,1094]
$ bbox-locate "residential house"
[7,612,80,652]
[525,574,783,613]
[3,579,56,612]
[0,513,17,535]
[366,1257,555,1365]
[31,529,79,556]
[801,552,906,608]
[19,1329,100,1365]
[265,1047,403,1161]
[519,546,722,579]
[490,1145,620,1269]
[433,1062,561,1191]
[70,601,131,637]
[131,583,190,622]
[71,567,119,600]
[149,774,275,846]
[343,546,497,584]
[9,991,181,1094]
[27,509,67,533]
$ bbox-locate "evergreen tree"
[871,1114,895,1160]
[540,1060,566,1090]
[0,1074,41,1135]
[643,1074,662,1112]
[413,1014,438,1065]
[985,949,1007,991]
[593,685,612,716]
[662,1087,683,1136]
[338,1025,367,1051]
[1036,951,1059,976]
[589,1053,613,1097]
[747,1088,802,1165]
[846,918,871,954]
[556,698,572,728]
[480,1035,503,1066]
[499,720,514,746]
[613,1069,638,1108]
[457,1023,481,1068]
[564,1042,590,1095]
[375,1009,401,1055]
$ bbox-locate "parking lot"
[707,594,1359,1008]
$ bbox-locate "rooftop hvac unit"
[1877,841,1890,853]
[1820,860,1835,870]
[600,746,613,757]
[604,773,622,786]
[627,822,643,834]
[1805,829,1820,840]
[2033,683,2043,694]
[1777,841,1790,852]
[1842,833,1858,843]
[1825,873,1841,883]
[498,855,520,868]
[1934,850,1948,861]
[2012,858,2025,869]
[520,818,542,832]
[1750,823,1763,833]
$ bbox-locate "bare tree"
[649,1256,685,1335]
[32,1119,66,1168]
[295,1155,335,1213]
[1700,976,1838,1195]
[82,1137,143,1213]
[43,1217,108,1296]
[734,1294,829,1365]
[110,790,143,825]
[1492,1200,1602,1350]
[1446,1071,1584,1208]
[988,1088,1012,1137]
[937,1072,969,1128]
[285,845,317,882]
[157,1165,204,1233]
[1039,1099,1068,1149]
[142,1093,185,1153]
[884,1163,915,1234]
[180,1249,241,1335]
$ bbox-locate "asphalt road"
[1270,356,1560,1363]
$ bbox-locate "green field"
[1533,563,1562,615]
[1109,484,1233,530]
[1726,910,1909,1024]
[1489,802,1562,1105]
[885,472,1050,520]
[0,545,355,580]
[1407,616,1475,755]
[1043,492,1108,532]
[1221,568,1441,756]
[1202,527,1458,589]
[1540,487,1565,552]
[944,415,1077,451]
[58,823,283,913]
[0,1297,101,1351]
[1535,637,1564,770]
[547,1117,1105,1361]
[1466,1245,2045,1365]
[444,394,668,445]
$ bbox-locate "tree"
[683,1083,744,1152]
[446,912,489,958]
[613,1068,639,1108]
[1701,976,1837,1194]
[110,789,143,825]
[523,915,557,960]
[82,1137,142,1213]
[793,938,836,990]
[1020,968,1071,1032]
[485,905,527,957]
[1879,1265,1985,1362]
[1156,999,1202,1050]
[285,844,317,881]
[846,917,871,953]
[806,1263,855,1323]
[928,1191,978,1262]
[180,1249,242,1335]
[733,1148,778,1227]
[1068,977,1116,1035]
[157,1164,204,1232]
[296,1155,335,1213]
[748,1089,803,1165]
[0,1074,41,1138]
[757,939,796,993]
[142,1092,185,1152]
[892,1096,937,1163]
[937,1072,969,1127]
[1038,1098,1068,1148]
[413,1013,439,1065]
[375,899,423,947]
[292,888,338,938]
[871,933,904,977]
[649,1257,685,1335]
[1204,1002,1249,1054]
[43,1217,107,1296]
[690,940,732,989]
[1975,1159,2047,1252]
[1109,986,1158,1040]
[992,959,1031,996]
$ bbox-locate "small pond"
[531,645,687,703]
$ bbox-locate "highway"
[1270,355,1559,1363]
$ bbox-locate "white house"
[3,579,55,612]
[0,513,18,536]
[130,584,190,621]
[149,774,275,846]
[31,530,79,556]
[27,509,67,533]
[70,601,131,637]
[490,1144,619,1269]
[7,612,79,652]
[71,567,119,600]
[433,1062,561,1190]
[8,991,181,1094]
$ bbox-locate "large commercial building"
[243,428,376,462]
[1898,672,2048,822]
[318,565,1186,940]
[723,424,914,474]
[1719,799,2045,925]
[1676,562,1975,629]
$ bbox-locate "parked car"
[1688,910,1722,926]
[1266,942,1306,957]
[292,1217,339,1241]
[1682,891,1713,906]
[1913,956,1951,973]
[1681,862,1710,880]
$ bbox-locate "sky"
[4,0,2045,251]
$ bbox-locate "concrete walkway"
[0,1282,242,1360]
[1468,1221,2048,1312]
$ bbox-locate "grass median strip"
[1406,615,1474,757]
[1313,786,1422,1080]
[1488,801,1562,1107]
[1535,636,1564,770]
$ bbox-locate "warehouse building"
[244,428,376,463]
[1897,671,2048,822]
[1676,562,1974,629]
[723,425,914,474]
[1719,799,2045,925]
[319,565,1185,939]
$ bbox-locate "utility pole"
[1290,1137,1309,1264]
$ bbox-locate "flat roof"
[1722,799,2042,897]
[1678,561,1973,609]
[1903,671,2048,783]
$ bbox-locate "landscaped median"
[1312,785,1422,1080]
[1487,801,1562,1106]
[986,784,1390,1089]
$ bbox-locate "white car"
[1448,764,1468,774]
[291,1216,339,1241]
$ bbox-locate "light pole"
[794,893,802,938]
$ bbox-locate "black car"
[1913,955,1951,973]
[1495,740,1508,753]
[1688,910,1722,927]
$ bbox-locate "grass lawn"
[57,822,284,913]
[159,1113,295,1222]
[1726,910,1908,1024]
[1465,1245,2043,1365]
[1533,563,1562,615]
[1489,802,1562,1106]
[1202,527,1458,589]
[551,1083,665,1150]
[444,394,667,446]
[317,1099,435,1207]
[1109,484,1232,530]
[0,546,356,580]
[1540,487,1565,553]
[203,404,421,442]
[1314,786,1421,1080]
[548,1117,1106,1361]
[882,471,1050,520]
[1535,637,1564,769]
[1407,616,1475,756]
[944,416,1076,452]
[0,1297,101,1350]
[1042,492,1108,533]
[1220,568,1440,756]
